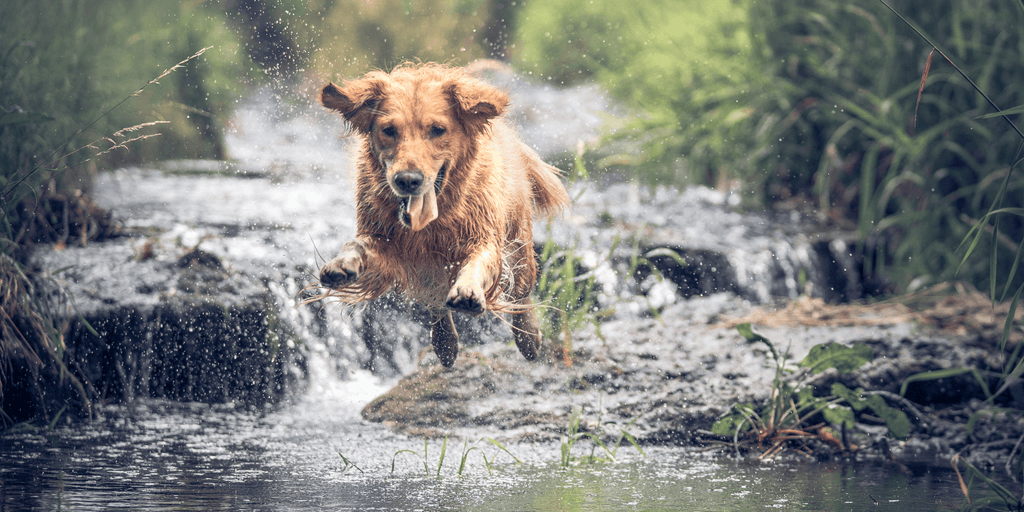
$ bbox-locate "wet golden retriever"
[317,62,569,367]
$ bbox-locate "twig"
[952,453,972,505]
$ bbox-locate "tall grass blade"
[457,440,478,476]
[484,437,522,464]
[991,223,1000,304]
[337,451,364,474]
[978,105,1024,119]
[1,46,213,201]
[46,406,66,432]
[436,434,448,477]
[899,367,991,399]
[390,449,423,475]
[1001,282,1024,354]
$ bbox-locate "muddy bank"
[361,289,1018,469]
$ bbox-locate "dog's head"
[320,64,508,231]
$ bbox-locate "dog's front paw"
[445,284,486,316]
[319,252,362,289]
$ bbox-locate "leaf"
[832,384,910,439]
[644,247,686,267]
[484,437,522,464]
[735,323,780,364]
[619,430,646,457]
[866,395,911,440]
[712,404,755,436]
[831,383,869,411]
[0,111,55,127]
[899,367,991,398]
[799,342,873,374]
[977,104,1024,119]
[822,404,856,429]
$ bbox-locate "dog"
[316,62,570,367]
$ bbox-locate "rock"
[32,240,307,407]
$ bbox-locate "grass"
[0,47,214,426]
[389,436,522,477]
[384,405,644,477]
[533,147,685,365]
[710,323,909,458]
[559,403,645,468]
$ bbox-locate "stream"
[0,75,996,510]
[1,379,972,511]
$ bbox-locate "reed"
[0,26,217,425]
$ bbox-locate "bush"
[1,0,250,424]
[514,0,774,188]
[750,0,1024,290]
[515,0,1024,293]
[305,0,497,80]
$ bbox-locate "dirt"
[361,285,1024,471]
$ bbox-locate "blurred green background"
[2,0,1024,294]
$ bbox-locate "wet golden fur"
[317,63,569,366]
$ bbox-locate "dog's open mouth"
[400,163,447,231]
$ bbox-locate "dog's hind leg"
[511,298,541,361]
[431,309,459,367]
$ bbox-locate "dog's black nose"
[393,171,424,195]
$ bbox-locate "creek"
[1,378,972,511]
[0,75,989,510]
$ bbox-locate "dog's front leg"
[319,237,374,289]
[445,245,499,316]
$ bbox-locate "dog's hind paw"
[445,284,486,316]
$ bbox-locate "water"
[0,374,972,511]
[2,78,984,510]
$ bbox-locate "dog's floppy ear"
[446,78,509,135]
[320,77,386,134]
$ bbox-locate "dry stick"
[909,49,934,138]
[952,453,972,505]
[1,46,213,201]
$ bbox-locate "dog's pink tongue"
[406,187,438,231]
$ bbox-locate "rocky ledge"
[361,288,1021,470]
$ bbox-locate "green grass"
[0,36,220,425]
[559,404,645,468]
[711,323,909,458]
[390,436,522,477]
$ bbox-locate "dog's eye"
[381,126,398,138]
[430,125,446,138]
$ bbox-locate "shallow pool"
[0,372,979,511]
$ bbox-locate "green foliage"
[1,0,248,191]
[534,235,611,358]
[799,342,874,374]
[516,0,767,188]
[1,1,243,424]
[516,0,1024,296]
[390,436,522,477]
[952,453,1023,511]
[830,383,910,439]
[748,0,1024,292]
[306,0,495,80]
[337,451,365,474]
[559,404,645,468]
[712,323,909,452]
